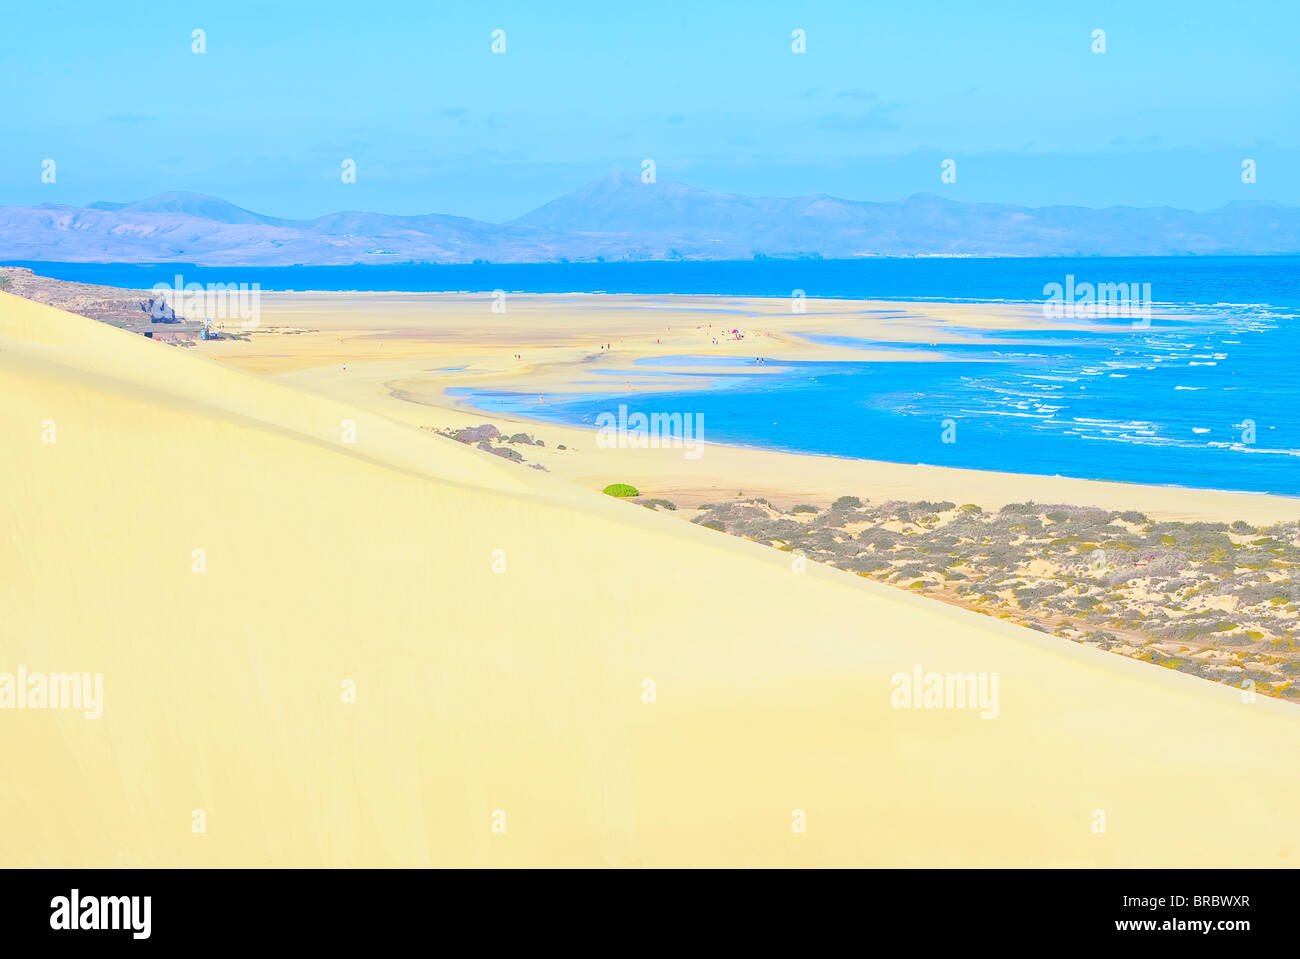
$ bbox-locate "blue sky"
[3,0,1298,219]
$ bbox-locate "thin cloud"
[816,104,903,132]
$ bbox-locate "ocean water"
[10,255,1300,307]
[15,257,1300,495]
[459,308,1300,495]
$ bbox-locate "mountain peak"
[86,192,286,226]
[509,172,732,231]
[4,179,1299,263]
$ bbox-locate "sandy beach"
[201,292,1300,524]
[4,288,1300,867]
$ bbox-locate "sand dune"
[3,290,1300,866]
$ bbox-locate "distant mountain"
[514,177,1300,258]
[2,176,1299,265]
[84,191,292,226]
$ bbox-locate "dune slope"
[2,291,1298,866]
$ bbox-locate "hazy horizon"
[29,171,1300,224]
[6,0,1298,220]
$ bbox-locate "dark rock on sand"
[453,424,501,444]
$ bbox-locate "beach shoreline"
[193,290,1300,525]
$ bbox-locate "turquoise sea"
[14,257,1300,495]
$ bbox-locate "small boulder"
[454,424,501,444]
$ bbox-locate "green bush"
[602,483,640,498]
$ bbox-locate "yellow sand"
[3,290,1299,867]
[204,293,1300,524]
